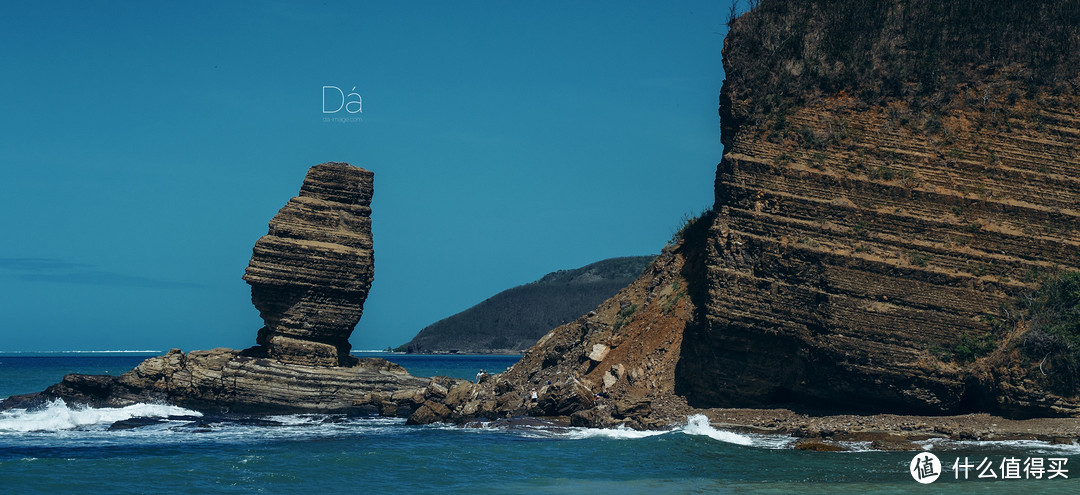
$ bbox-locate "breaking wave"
[553,414,757,446]
[562,424,669,440]
[680,414,755,445]
[0,399,201,433]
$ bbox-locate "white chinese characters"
[952,456,1068,480]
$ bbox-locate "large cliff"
[676,0,1080,418]
[411,0,1080,428]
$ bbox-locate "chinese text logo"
[910,452,942,484]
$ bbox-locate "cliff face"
[243,162,374,366]
[677,0,1080,416]
[409,0,1080,427]
[400,256,656,353]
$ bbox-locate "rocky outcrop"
[403,240,703,428]
[1,348,468,416]
[400,256,656,353]
[12,349,431,414]
[0,162,441,416]
[243,162,374,366]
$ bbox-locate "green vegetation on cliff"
[397,256,655,353]
[723,0,1080,133]
[1012,271,1080,394]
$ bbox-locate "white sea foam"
[265,414,324,426]
[680,414,754,446]
[0,399,201,433]
[562,424,670,440]
[921,437,1080,455]
[552,414,757,445]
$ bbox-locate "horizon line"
[0,350,164,354]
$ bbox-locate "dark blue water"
[0,353,156,399]
[1,353,1077,494]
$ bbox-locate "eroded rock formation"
[243,162,374,366]
[0,162,444,416]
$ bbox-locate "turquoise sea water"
[1,353,1078,494]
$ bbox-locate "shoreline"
[696,408,1080,451]
[7,350,1079,452]
[5,384,1079,452]
[494,408,1080,451]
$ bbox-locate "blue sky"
[1,1,731,352]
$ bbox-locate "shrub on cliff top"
[1015,271,1080,393]
[670,208,714,245]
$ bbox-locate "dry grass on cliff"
[726,0,1080,128]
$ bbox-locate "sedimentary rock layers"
[688,102,1079,414]
[5,348,438,415]
[677,1,1080,415]
[243,162,374,366]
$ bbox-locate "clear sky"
[1,1,731,352]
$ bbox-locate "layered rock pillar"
[243,162,374,366]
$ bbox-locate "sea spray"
[0,399,201,433]
[557,415,756,445]
[681,414,754,446]
[562,423,669,440]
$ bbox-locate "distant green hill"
[397,256,656,353]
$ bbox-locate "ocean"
[1,352,1077,494]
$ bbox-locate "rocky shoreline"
[699,408,1080,451]
[0,348,444,416]
[469,409,1080,452]
[396,363,1080,451]
[7,350,1077,453]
